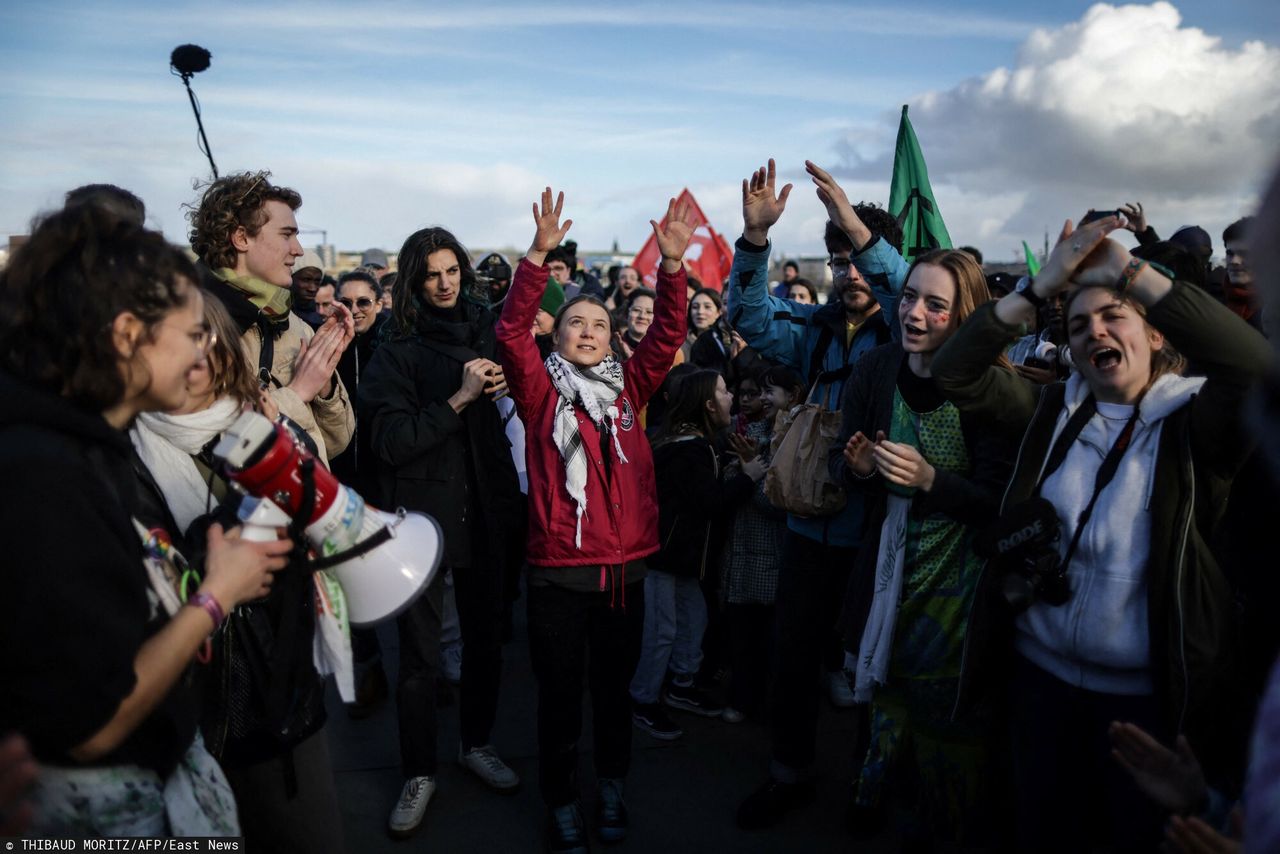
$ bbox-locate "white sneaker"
[388,776,435,838]
[827,669,856,708]
[458,744,520,793]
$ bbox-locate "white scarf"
[130,398,242,533]
[544,352,628,547]
[853,494,911,702]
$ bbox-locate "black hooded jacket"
[0,372,197,776]
[360,300,522,568]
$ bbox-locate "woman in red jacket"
[496,188,695,853]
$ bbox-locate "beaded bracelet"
[1116,257,1148,295]
[187,592,225,631]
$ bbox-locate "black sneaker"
[632,703,684,740]
[545,802,590,854]
[664,682,723,717]
[735,778,816,829]
[595,778,628,844]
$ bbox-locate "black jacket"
[0,373,197,776]
[648,434,755,579]
[330,313,387,497]
[360,302,522,568]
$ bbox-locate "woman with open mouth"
[829,248,1012,846]
[931,214,1271,851]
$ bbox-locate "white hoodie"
[1014,371,1205,695]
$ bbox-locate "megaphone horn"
[213,411,442,626]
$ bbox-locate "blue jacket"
[726,236,897,547]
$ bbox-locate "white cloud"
[832,2,1280,260]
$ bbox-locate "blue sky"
[2,1,1278,262]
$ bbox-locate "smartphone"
[1079,209,1121,226]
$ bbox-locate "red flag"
[632,188,733,292]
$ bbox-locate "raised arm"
[807,160,909,315]
[724,159,819,368]
[626,197,696,406]
[495,187,573,419]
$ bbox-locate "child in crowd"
[717,366,803,721]
[630,370,765,739]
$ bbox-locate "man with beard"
[727,160,898,829]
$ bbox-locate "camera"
[975,497,1072,613]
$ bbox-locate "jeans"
[629,571,706,704]
[1010,654,1167,852]
[527,580,644,807]
[769,530,858,776]
[396,561,505,777]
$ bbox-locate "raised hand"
[1108,722,1207,813]
[651,197,699,273]
[741,158,793,245]
[528,187,573,263]
[1032,216,1125,297]
[1119,202,1147,234]
[805,160,872,249]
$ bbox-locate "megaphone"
[212,410,442,627]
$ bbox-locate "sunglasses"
[338,297,377,310]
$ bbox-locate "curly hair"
[391,227,476,335]
[0,204,197,413]
[853,202,904,253]
[186,170,302,270]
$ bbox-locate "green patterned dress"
[853,385,988,840]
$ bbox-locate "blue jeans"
[629,570,706,704]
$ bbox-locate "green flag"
[888,105,951,263]
[1022,240,1042,276]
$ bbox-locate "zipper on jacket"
[955,386,1049,720]
[1173,421,1195,733]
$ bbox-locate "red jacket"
[496,258,687,568]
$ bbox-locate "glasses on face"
[827,258,852,276]
[163,321,216,355]
[338,297,377,310]
[629,308,654,318]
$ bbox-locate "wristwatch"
[1014,275,1046,310]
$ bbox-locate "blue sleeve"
[853,236,909,342]
[725,238,820,369]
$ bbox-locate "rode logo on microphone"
[998,519,1046,554]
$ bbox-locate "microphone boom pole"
[170,44,219,179]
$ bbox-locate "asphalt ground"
[325,596,899,853]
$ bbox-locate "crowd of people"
[0,156,1278,854]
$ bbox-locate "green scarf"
[214,268,293,318]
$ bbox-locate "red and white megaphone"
[213,410,442,627]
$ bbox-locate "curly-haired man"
[188,171,354,463]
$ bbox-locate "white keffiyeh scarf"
[544,352,628,547]
[130,398,243,533]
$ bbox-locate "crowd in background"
[1,155,1279,854]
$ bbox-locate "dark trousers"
[727,602,774,716]
[770,530,857,775]
[224,728,343,854]
[527,580,644,807]
[397,562,505,777]
[1010,655,1167,853]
